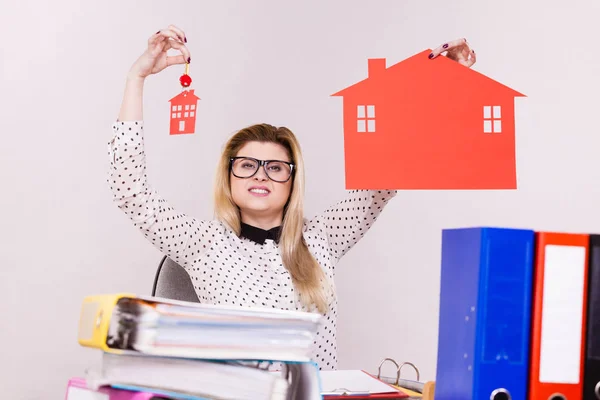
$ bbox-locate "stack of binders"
[434,227,600,400]
[66,293,323,400]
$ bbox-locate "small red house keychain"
[169,62,200,135]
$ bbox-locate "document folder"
[583,235,600,399]
[528,232,589,400]
[76,293,322,362]
[435,227,535,400]
[65,377,158,399]
[320,370,408,398]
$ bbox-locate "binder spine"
[435,227,483,400]
[584,235,600,399]
[435,227,534,400]
[474,228,534,399]
[529,232,589,400]
[77,293,134,352]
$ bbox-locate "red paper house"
[331,49,526,190]
[169,89,200,135]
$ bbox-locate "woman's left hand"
[429,38,476,68]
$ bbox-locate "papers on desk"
[320,370,409,399]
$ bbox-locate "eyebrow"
[235,156,293,163]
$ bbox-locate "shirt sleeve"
[306,189,397,264]
[107,120,221,270]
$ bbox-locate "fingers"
[147,30,165,47]
[457,40,476,67]
[428,37,477,68]
[460,40,471,58]
[164,39,191,66]
[146,25,191,66]
[465,48,477,67]
[146,34,168,58]
[157,28,184,44]
[149,25,186,47]
[166,54,188,67]
[167,24,187,43]
[429,38,468,59]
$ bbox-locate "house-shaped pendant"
[169,89,200,135]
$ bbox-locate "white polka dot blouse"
[107,120,397,370]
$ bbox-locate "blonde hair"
[214,123,330,314]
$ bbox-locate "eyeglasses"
[230,157,295,183]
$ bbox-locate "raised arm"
[108,25,220,270]
[306,189,397,264]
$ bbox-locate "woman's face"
[230,141,293,226]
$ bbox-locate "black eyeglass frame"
[229,156,296,183]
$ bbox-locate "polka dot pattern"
[108,120,397,370]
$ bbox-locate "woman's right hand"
[127,25,191,80]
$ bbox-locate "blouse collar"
[240,222,282,244]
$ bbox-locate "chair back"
[152,256,200,302]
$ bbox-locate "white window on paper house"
[484,106,502,133]
[357,105,376,133]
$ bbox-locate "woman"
[108,25,477,371]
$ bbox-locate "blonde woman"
[109,25,477,370]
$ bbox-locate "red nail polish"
[187,57,191,63]
[184,37,187,43]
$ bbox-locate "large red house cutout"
[169,89,200,135]
[331,49,526,190]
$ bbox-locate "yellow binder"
[77,292,137,352]
[77,292,325,361]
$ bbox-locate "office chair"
[151,255,200,302]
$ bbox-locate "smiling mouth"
[249,188,270,195]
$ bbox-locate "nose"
[253,166,269,181]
